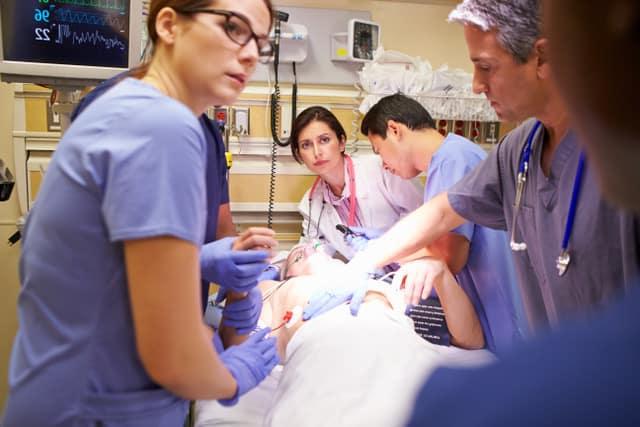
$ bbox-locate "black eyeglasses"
[175,8,273,63]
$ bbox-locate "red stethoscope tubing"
[308,154,357,226]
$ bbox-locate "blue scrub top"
[4,78,209,426]
[448,119,640,331]
[406,284,640,427]
[198,115,231,307]
[426,134,524,352]
[70,71,230,312]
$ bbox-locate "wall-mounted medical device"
[269,21,308,64]
[331,19,380,62]
[0,0,143,88]
[0,158,14,202]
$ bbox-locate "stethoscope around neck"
[305,154,357,239]
[510,120,587,277]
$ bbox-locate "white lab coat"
[298,154,423,259]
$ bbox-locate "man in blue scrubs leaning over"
[361,94,523,353]
[407,0,640,424]
[304,0,640,338]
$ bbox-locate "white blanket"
[193,366,281,426]
[266,303,494,427]
[195,303,494,427]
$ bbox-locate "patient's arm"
[433,266,484,349]
[393,258,484,350]
[218,291,251,348]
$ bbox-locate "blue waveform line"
[54,8,125,30]
[56,24,126,51]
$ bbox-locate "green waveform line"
[54,0,126,12]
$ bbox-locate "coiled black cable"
[267,130,277,230]
[267,14,298,229]
[270,67,297,147]
[267,62,297,229]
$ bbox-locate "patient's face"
[284,243,345,278]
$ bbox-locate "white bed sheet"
[194,366,282,427]
[266,303,494,427]
[195,302,494,427]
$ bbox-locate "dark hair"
[360,93,436,139]
[290,106,347,164]
[132,0,274,78]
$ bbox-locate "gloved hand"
[257,264,281,282]
[201,237,270,293]
[218,328,279,406]
[344,227,385,252]
[217,287,263,335]
[302,254,375,320]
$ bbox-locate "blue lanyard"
[519,120,542,175]
[510,121,542,252]
[561,151,586,252]
[516,121,586,276]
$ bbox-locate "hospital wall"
[0,81,21,412]
[0,0,503,408]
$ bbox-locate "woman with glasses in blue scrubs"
[4,1,279,426]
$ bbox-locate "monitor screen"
[349,19,380,62]
[0,0,143,87]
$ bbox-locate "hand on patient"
[302,286,356,321]
[200,237,270,293]
[392,258,447,305]
[302,252,375,320]
[218,288,263,335]
[218,327,279,407]
[257,264,281,282]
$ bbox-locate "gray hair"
[448,0,542,63]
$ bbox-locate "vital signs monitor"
[0,0,143,87]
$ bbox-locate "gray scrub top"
[448,119,640,331]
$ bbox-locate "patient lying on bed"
[195,243,494,427]
[272,242,485,351]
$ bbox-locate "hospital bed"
[194,301,494,427]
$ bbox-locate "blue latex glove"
[201,237,270,293]
[301,284,366,320]
[257,264,281,282]
[302,258,373,320]
[344,227,385,252]
[217,287,263,335]
[218,328,279,406]
[212,330,225,353]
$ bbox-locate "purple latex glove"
[217,287,263,335]
[218,328,279,406]
[343,226,385,252]
[302,253,375,320]
[200,237,270,293]
[257,264,281,282]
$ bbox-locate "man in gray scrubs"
[406,0,640,424]
[303,0,640,334]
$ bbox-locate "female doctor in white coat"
[290,106,423,259]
